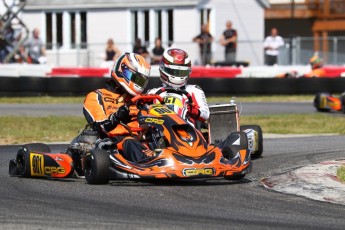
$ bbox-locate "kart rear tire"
[16,143,51,177]
[240,125,263,159]
[313,92,331,112]
[84,149,110,184]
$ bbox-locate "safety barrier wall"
[1,76,345,96]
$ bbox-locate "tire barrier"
[1,76,345,96]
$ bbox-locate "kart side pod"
[9,143,74,178]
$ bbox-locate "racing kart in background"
[9,94,254,184]
[313,92,345,113]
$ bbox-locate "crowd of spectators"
[192,20,238,65]
[0,26,46,64]
[1,20,287,67]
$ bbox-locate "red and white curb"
[260,160,345,205]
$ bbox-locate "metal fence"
[279,36,345,66]
[43,36,345,67]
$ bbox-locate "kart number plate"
[150,106,175,115]
[30,153,45,176]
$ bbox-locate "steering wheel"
[154,87,194,106]
[121,94,165,136]
[127,94,165,108]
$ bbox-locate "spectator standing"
[0,23,15,63]
[24,28,46,64]
[133,38,149,60]
[220,20,237,63]
[193,24,213,65]
[105,38,121,62]
[151,37,164,64]
[263,27,285,66]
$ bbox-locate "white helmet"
[159,48,191,88]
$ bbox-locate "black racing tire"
[313,92,331,112]
[16,143,51,177]
[224,132,248,181]
[84,149,110,184]
[340,92,345,114]
[240,125,263,159]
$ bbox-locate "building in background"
[18,0,266,67]
[265,0,345,64]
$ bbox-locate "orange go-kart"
[9,94,252,184]
[313,92,345,113]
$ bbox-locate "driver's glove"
[110,105,130,124]
[187,104,200,119]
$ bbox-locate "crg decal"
[44,167,66,174]
[182,168,215,177]
[144,118,164,125]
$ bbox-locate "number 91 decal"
[30,153,45,176]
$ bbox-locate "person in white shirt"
[263,27,284,66]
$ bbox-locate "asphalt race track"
[1,102,345,229]
[1,137,345,229]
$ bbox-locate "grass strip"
[0,96,84,104]
[0,116,86,145]
[241,113,345,135]
[207,95,314,103]
[337,166,345,183]
[1,113,344,145]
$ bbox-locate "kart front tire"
[224,132,248,181]
[221,131,248,160]
[16,143,51,177]
[240,125,263,159]
[84,149,110,184]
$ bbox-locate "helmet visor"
[161,65,191,77]
[122,67,149,89]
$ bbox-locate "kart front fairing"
[106,103,252,179]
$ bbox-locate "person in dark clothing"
[83,53,153,162]
[133,38,149,60]
[151,37,165,64]
[193,24,213,65]
[220,20,237,63]
[105,38,121,62]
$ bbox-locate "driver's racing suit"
[83,83,152,162]
[147,84,210,125]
